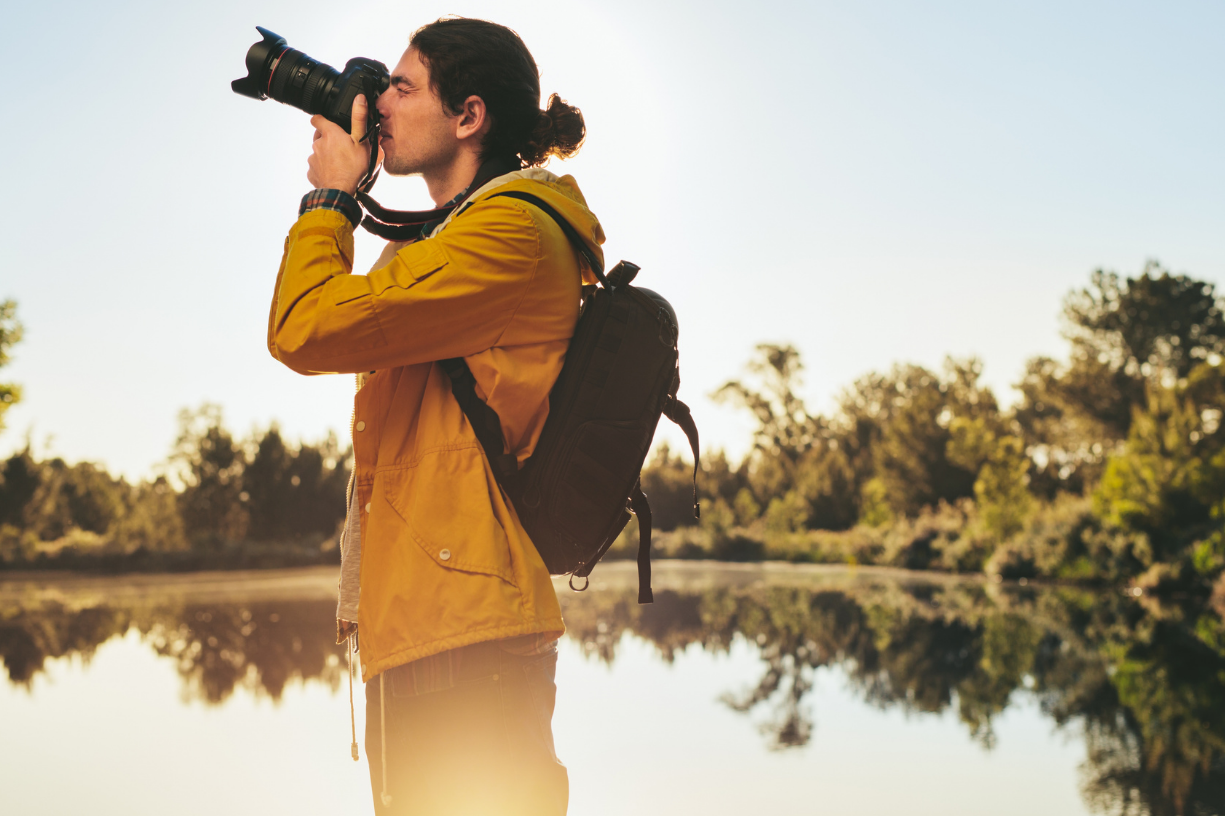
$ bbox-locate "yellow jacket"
[268,169,604,680]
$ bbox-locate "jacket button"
[365,503,372,513]
[439,549,451,561]
[356,421,366,432]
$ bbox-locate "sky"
[1,0,1222,480]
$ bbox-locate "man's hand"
[306,95,382,196]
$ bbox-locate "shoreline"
[0,559,1032,606]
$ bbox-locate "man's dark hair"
[410,17,585,167]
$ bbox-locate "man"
[267,17,602,815]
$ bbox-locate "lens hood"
[231,27,289,100]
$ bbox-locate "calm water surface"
[2,562,1223,816]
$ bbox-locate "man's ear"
[455,95,489,142]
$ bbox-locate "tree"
[714,344,858,529]
[1065,264,1225,383]
[846,359,994,518]
[1016,263,1225,496]
[111,477,188,553]
[1094,359,1225,581]
[639,443,702,532]
[0,448,39,528]
[24,459,126,541]
[244,426,349,543]
[171,404,248,548]
[713,344,820,480]
[0,299,23,434]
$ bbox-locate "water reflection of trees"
[0,597,341,703]
[557,580,1225,816]
[4,573,1225,814]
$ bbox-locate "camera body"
[232,27,390,134]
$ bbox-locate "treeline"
[2,262,1223,587]
[0,404,349,569]
[634,261,1225,592]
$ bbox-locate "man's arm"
[268,196,543,374]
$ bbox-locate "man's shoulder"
[460,170,605,268]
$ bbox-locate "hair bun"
[521,93,585,167]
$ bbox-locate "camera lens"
[233,27,389,132]
[232,28,342,117]
[267,48,340,115]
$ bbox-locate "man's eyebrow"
[390,75,414,88]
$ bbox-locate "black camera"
[232,27,390,134]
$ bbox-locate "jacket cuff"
[300,188,363,227]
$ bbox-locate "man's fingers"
[351,96,367,143]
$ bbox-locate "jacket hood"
[432,168,606,275]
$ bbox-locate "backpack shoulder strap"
[439,190,598,490]
[438,358,520,484]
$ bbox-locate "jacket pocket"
[381,446,517,586]
[370,240,449,295]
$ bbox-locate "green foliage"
[1065,264,1225,382]
[950,418,1033,540]
[713,344,818,478]
[732,487,761,527]
[0,404,349,567]
[110,477,188,554]
[985,494,1099,580]
[25,459,127,541]
[1094,360,1225,584]
[639,443,701,532]
[865,359,991,517]
[1017,263,1225,496]
[244,426,348,544]
[0,299,23,434]
[4,259,1221,590]
[0,448,40,528]
[764,490,808,537]
[633,263,1225,590]
[172,404,249,548]
[858,477,892,527]
[714,344,859,530]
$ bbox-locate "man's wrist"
[300,188,362,227]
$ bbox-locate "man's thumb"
[351,95,368,142]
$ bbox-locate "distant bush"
[0,404,350,571]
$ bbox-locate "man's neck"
[424,150,484,207]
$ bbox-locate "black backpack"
[440,191,700,604]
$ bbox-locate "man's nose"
[376,90,392,121]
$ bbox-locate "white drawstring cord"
[380,673,393,807]
[347,633,358,761]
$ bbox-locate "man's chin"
[381,157,421,178]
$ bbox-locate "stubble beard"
[381,138,453,179]
[379,152,418,180]
[381,149,419,177]
[379,131,460,178]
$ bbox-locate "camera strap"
[355,119,382,195]
[355,153,522,242]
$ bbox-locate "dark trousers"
[365,640,568,815]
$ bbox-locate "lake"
[2,562,1223,816]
